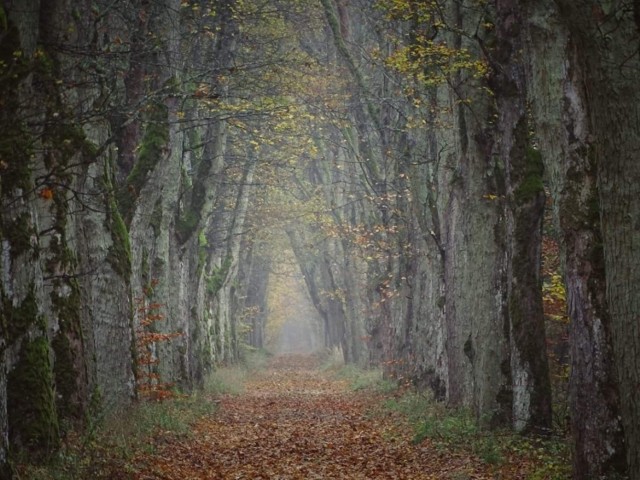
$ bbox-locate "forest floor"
[122,354,560,480]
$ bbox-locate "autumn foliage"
[135,294,183,402]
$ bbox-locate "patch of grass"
[327,362,397,393]
[319,346,345,371]
[14,392,219,479]
[105,395,214,443]
[318,347,397,393]
[15,354,269,480]
[413,406,479,446]
[204,366,247,396]
[508,436,572,480]
[203,348,271,396]
[383,390,434,424]
[241,347,271,373]
[383,390,571,476]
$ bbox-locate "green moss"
[149,197,163,238]
[514,146,544,204]
[118,102,169,223]
[104,160,132,278]
[50,279,84,422]
[131,106,168,178]
[7,336,60,456]
[45,192,78,274]
[0,6,7,32]
[0,20,95,200]
[88,385,103,422]
[0,24,33,195]
[206,256,233,296]
[46,231,75,273]
[176,120,214,244]
[51,332,77,420]
[0,127,31,198]
[43,122,97,171]
[0,130,33,194]
[176,209,200,242]
[107,197,132,277]
[198,229,208,248]
[197,229,208,273]
[50,280,81,335]
[5,213,35,257]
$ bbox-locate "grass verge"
[320,353,571,479]
[320,348,397,393]
[384,390,572,479]
[15,350,268,480]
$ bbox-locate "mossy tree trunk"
[0,1,93,466]
[321,0,515,424]
[491,0,552,432]
[526,0,629,475]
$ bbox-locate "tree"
[526,0,632,476]
[320,0,552,431]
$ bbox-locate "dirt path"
[134,355,499,479]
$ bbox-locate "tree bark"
[526,0,627,475]
[493,0,552,433]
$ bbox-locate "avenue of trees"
[1,0,639,478]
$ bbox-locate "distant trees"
[319,0,553,432]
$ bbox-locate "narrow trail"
[135,355,500,479]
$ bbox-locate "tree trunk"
[526,0,627,475]
[238,241,271,349]
[588,24,640,480]
[437,0,511,424]
[493,0,552,433]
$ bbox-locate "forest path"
[134,354,495,479]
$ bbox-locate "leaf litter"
[131,354,535,479]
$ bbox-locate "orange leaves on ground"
[127,355,533,479]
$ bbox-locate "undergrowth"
[15,350,266,480]
[335,364,397,392]
[322,353,571,480]
[321,347,397,393]
[205,348,270,396]
[384,390,572,479]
